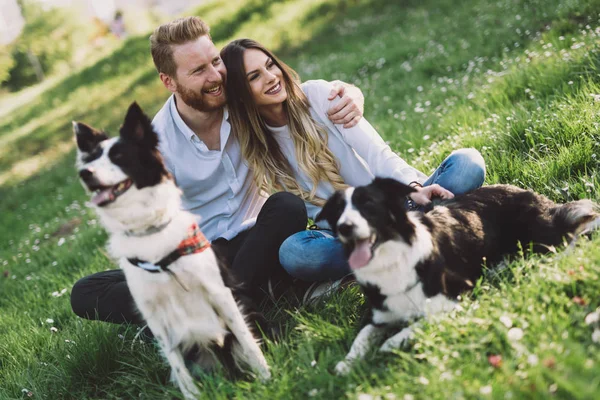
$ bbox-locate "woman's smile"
[265,82,282,95]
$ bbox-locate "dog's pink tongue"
[91,189,114,206]
[348,239,372,270]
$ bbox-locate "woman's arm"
[303,80,421,185]
[336,115,453,205]
[326,81,364,128]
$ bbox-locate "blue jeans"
[278,148,486,282]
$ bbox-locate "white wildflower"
[50,327,58,333]
[592,329,600,343]
[527,354,539,366]
[507,327,524,341]
[46,318,54,324]
[499,315,513,328]
[418,376,429,385]
[57,238,66,246]
[358,394,374,400]
[480,385,492,395]
[308,389,318,397]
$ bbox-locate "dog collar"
[125,218,173,237]
[127,222,211,276]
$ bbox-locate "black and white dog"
[73,102,270,399]
[317,178,599,375]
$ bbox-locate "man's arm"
[327,80,365,128]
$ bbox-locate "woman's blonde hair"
[221,39,347,206]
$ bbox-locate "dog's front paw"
[379,340,400,353]
[257,367,271,382]
[334,360,352,376]
[379,328,413,353]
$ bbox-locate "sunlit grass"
[1,0,600,398]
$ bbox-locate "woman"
[220,39,485,284]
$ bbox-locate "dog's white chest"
[121,251,228,346]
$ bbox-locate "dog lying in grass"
[317,178,599,375]
[73,102,270,399]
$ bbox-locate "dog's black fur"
[321,178,598,299]
[318,178,599,374]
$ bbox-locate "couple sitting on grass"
[71,17,485,328]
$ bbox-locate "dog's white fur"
[335,208,456,375]
[330,183,600,376]
[337,188,371,242]
[76,137,270,399]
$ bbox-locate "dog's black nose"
[338,223,355,237]
[79,168,94,182]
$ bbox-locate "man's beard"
[176,82,226,112]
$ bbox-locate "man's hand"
[409,184,454,206]
[327,80,365,128]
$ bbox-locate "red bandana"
[128,223,211,274]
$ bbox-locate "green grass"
[1,0,600,398]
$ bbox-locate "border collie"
[73,102,270,398]
[317,178,599,375]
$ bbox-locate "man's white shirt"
[153,95,266,242]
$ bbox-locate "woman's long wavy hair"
[221,39,347,207]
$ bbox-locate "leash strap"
[127,223,211,274]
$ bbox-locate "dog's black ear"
[371,177,416,198]
[73,121,108,153]
[120,102,158,148]
[316,190,346,231]
[371,177,416,221]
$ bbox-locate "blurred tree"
[0,47,15,84]
[1,0,80,91]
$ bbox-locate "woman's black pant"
[70,192,307,324]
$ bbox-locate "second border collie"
[73,103,270,398]
[317,178,599,375]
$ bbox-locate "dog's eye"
[109,144,126,162]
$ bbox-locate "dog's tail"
[552,199,600,236]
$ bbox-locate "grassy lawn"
[1,0,600,398]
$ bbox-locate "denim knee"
[279,231,350,282]
[446,148,486,194]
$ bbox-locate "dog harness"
[127,223,211,289]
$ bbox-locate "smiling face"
[74,102,170,207]
[317,179,418,270]
[170,35,227,112]
[243,48,287,109]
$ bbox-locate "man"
[70,16,366,324]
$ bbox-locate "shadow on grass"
[201,0,286,41]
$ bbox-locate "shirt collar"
[169,95,195,141]
[169,95,231,151]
